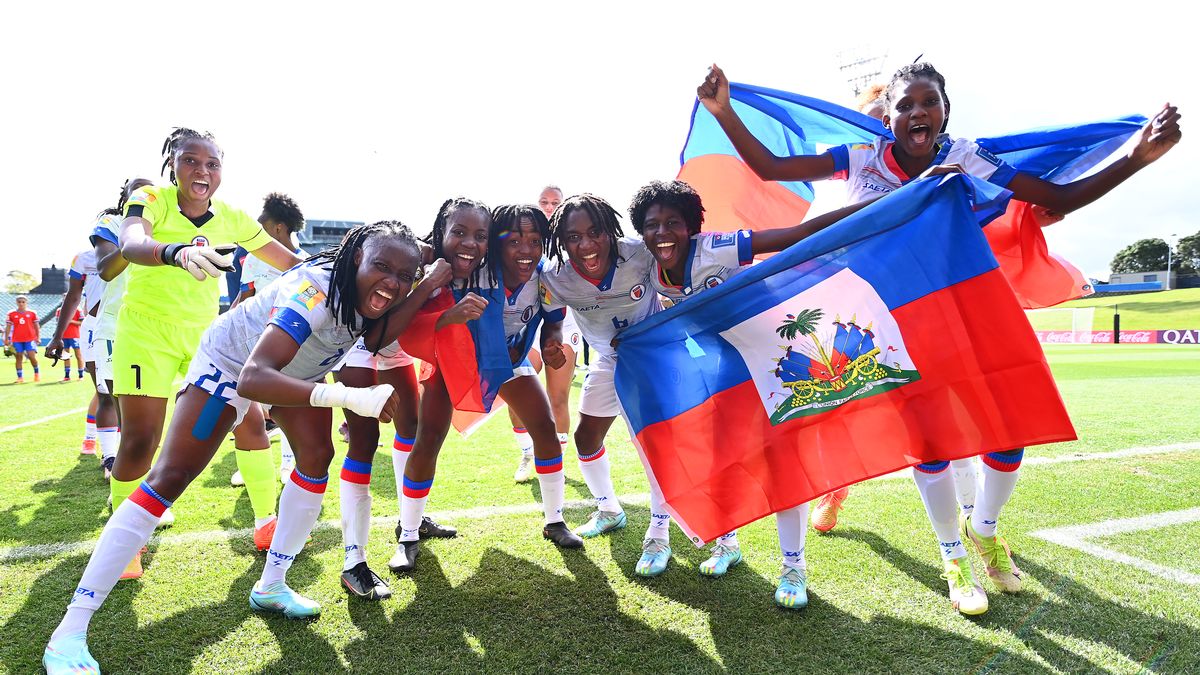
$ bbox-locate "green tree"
[1175,231,1200,275]
[3,270,37,294]
[1110,238,1169,274]
[776,308,832,372]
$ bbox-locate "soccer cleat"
[80,439,97,455]
[61,376,72,383]
[102,457,114,480]
[341,562,393,600]
[811,487,850,533]
[698,543,743,577]
[942,557,989,615]
[961,514,1024,593]
[13,378,24,384]
[634,538,672,577]
[43,633,99,675]
[249,580,321,619]
[543,521,584,548]
[230,469,245,487]
[574,510,627,538]
[775,567,809,609]
[254,517,278,551]
[34,373,41,382]
[418,515,457,540]
[513,453,534,483]
[120,549,144,580]
[157,508,175,528]
[388,540,420,574]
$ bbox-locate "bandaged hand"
[309,382,396,420]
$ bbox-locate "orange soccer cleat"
[811,487,850,533]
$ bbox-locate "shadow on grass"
[0,454,110,550]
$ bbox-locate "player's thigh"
[272,405,335,475]
[147,385,239,500]
[378,363,419,434]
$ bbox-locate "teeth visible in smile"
[376,290,393,300]
[457,254,475,261]
[656,243,675,248]
[517,259,532,264]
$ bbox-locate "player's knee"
[982,448,1024,472]
[147,463,199,497]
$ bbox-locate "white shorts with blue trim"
[183,345,254,428]
[578,354,621,418]
[80,315,98,363]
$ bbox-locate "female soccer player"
[43,221,450,674]
[698,62,1182,614]
[109,128,304,578]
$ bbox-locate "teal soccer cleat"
[574,510,627,539]
[43,633,99,674]
[249,580,321,619]
[635,538,672,577]
[698,543,743,577]
[774,567,809,610]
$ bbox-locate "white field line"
[0,407,88,435]
[2,442,1197,564]
[1031,508,1200,585]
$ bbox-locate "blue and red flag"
[399,284,511,414]
[615,175,1076,544]
[679,82,1145,307]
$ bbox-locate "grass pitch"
[1,345,1198,673]
[1026,288,1200,331]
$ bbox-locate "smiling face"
[353,237,421,319]
[640,203,691,277]
[883,78,947,161]
[561,208,612,280]
[538,187,563,221]
[441,206,490,280]
[171,138,222,204]
[499,216,543,287]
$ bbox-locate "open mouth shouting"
[365,287,395,315]
[907,123,933,151]
[577,251,603,276]
[189,180,211,199]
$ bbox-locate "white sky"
[1,1,1195,282]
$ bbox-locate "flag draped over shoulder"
[399,285,512,414]
[678,82,1146,307]
[614,175,1076,545]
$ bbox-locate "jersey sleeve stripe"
[270,307,313,346]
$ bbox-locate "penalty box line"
[2,441,1198,564]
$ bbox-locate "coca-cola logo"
[1121,331,1155,344]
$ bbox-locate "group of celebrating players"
[36,61,1180,674]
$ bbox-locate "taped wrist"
[309,383,349,409]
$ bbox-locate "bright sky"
[1,1,1194,283]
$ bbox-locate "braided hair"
[487,204,551,282]
[547,194,625,269]
[161,127,220,185]
[261,192,305,233]
[306,220,420,344]
[422,197,490,289]
[628,180,705,236]
[884,62,950,133]
[98,177,152,218]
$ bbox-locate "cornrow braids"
[307,220,420,341]
[160,127,220,185]
[628,180,705,236]
[885,62,950,132]
[262,192,306,233]
[547,193,625,268]
[487,204,551,282]
[423,197,491,289]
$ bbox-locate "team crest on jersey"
[703,275,723,289]
[710,233,735,249]
[291,281,326,310]
[521,305,536,323]
[629,284,646,300]
[192,236,209,247]
[540,283,553,305]
[720,269,920,425]
[571,333,580,345]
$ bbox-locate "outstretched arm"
[750,197,879,255]
[697,64,838,182]
[1007,104,1182,214]
[247,239,304,272]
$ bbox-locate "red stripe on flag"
[984,200,1092,309]
[678,155,811,252]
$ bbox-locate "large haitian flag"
[679,82,1146,307]
[614,175,1076,544]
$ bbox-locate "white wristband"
[310,382,394,419]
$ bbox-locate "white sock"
[645,479,671,542]
[513,426,533,457]
[557,432,569,451]
[97,427,120,462]
[85,419,97,441]
[279,434,294,471]
[950,458,978,516]
[398,493,429,542]
[715,531,740,549]
[912,463,967,562]
[775,504,808,571]
[340,480,371,570]
[51,484,165,641]
[577,446,621,515]
[535,463,566,524]
[974,453,1024,538]
[260,470,327,587]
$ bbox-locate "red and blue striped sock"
[974,449,1024,537]
[261,469,327,586]
[398,475,433,542]
[340,457,373,569]
[535,454,565,524]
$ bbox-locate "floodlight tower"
[836,47,889,98]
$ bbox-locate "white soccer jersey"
[650,230,754,302]
[240,247,302,295]
[538,237,661,360]
[69,249,103,314]
[200,261,361,383]
[828,134,1018,205]
[477,264,566,349]
[89,215,126,340]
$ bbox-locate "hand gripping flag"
[679,82,1145,307]
[615,175,1076,544]
[399,284,512,414]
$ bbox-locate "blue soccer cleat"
[635,538,672,577]
[43,633,99,674]
[698,543,743,577]
[574,510,627,539]
[249,580,321,619]
[775,567,809,610]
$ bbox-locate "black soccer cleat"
[543,521,584,549]
[341,562,392,601]
[418,516,457,539]
[388,541,420,574]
